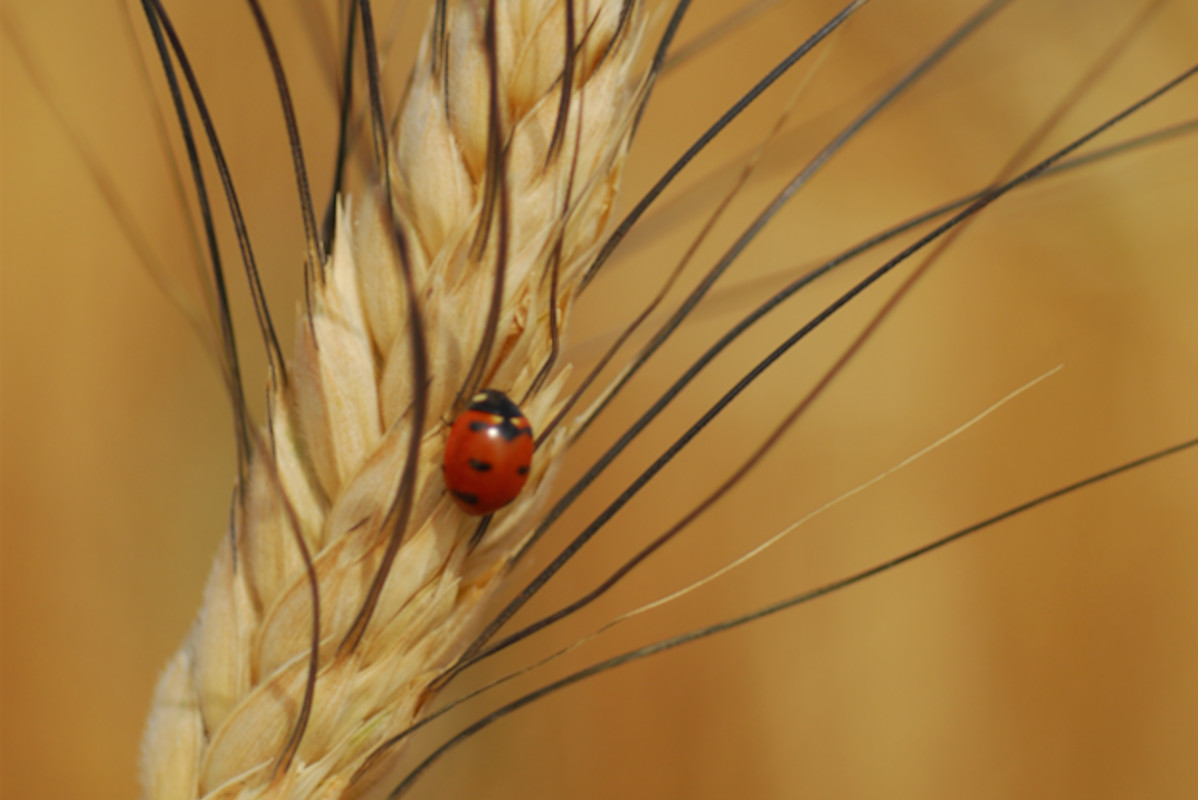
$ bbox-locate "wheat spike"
[138,1,651,797]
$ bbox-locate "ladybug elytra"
[442,389,534,515]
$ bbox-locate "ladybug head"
[467,388,524,420]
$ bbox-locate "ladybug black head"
[467,388,524,420]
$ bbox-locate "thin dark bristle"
[320,0,359,252]
[469,515,494,548]
[142,0,289,395]
[113,0,209,305]
[391,438,1197,796]
[570,0,1009,442]
[578,0,868,292]
[261,431,321,781]
[538,0,862,446]
[439,59,1196,690]
[456,0,511,410]
[662,0,785,73]
[526,7,596,402]
[488,0,1016,664]
[660,119,1198,330]
[139,0,322,771]
[336,0,431,657]
[466,0,505,261]
[543,0,577,166]
[136,0,254,478]
[242,0,326,289]
[431,0,448,75]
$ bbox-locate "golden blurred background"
[1,1,1195,798]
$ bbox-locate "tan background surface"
[1,1,1195,798]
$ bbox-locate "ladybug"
[443,389,534,515]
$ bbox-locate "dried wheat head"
[139,1,653,797]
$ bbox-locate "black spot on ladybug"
[469,458,492,472]
[517,465,529,475]
[451,490,480,507]
[494,418,528,441]
[468,420,488,433]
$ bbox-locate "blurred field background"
[1,1,1195,798]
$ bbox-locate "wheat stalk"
[138,1,654,797]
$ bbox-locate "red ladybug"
[443,389,534,515]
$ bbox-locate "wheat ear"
[138,1,652,797]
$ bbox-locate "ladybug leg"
[468,514,493,549]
